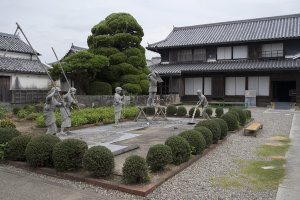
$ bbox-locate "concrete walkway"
[276,113,300,200]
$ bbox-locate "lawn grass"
[256,136,290,157]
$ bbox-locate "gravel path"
[0,107,293,200]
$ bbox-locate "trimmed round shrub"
[213,118,228,139]
[215,107,224,118]
[25,134,60,167]
[179,130,206,155]
[245,110,252,119]
[176,106,187,116]
[0,128,21,144]
[221,112,239,131]
[53,139,88,171]
[228,111,240,123]
[205,107,213,117]
[230,108,247,126]
[146,144,172,171]
[0,118,16,128]
[87,81,112,95]
[122,155,149,184]
[194,126,213,147]
[166,105,177,116]
[122,83,142,94]
[5,135,31,161]
[83,146,114,177]
[189,107,200,118]
[121,74,140,84]
[196,120,221,144]
[165,135,191,165]
[143,107,155,116]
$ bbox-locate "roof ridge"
[174,13,300,31]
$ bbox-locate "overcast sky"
[1,0,300,63]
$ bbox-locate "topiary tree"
[83,146,114,177]
[87,81,112,95]
[230,108,247,126]
[143,107,155,116]
[215,107,224,118]
[166,105,177,116]
[189,107,200,118]
[146,144,172,171]
[194,126,213,148]
[122,83,142,94]
[5,135,31,161]
[205,107,213,117]
[0,128,21,144]
[221,112,239,131]
[179,130,206,155]
[176,106,187,117]
[25,134,60,167]
[213,118,228,140]
[122,155,149,184]
[52,139,88,171]
[196,120,221,144]
[165,135,191,165]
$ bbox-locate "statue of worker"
[43,87,62,135]
[59,87,77,135]
[114,87,124,126]
[147,71,162,106]
[197,90,210,119]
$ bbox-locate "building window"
[185,77,212,95]
[193,48,206,61]
[169,51,177,63]
[261,43,283,57]
[217,47,232,60]
[233,45,248,59]
[248,76,270,96]
[225,77,245,95]
[178,49,192,62]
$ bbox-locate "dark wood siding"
[212,76,224,98]
[0,76,11,102]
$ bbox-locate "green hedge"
[146,144,172,171]
[166,105,177,116]
[206,107,213,117]
[179,130,206,155]
[143,107,155,116]
[0,128,21,144]
[189,107,200,118]
[122,155,149,184]
[87,81,112,95]
[196,120,221,144]
[194,126,213,148]
[221,112,239,131]
[215,107,224,118]
[122,83,142,94]
[5,135,31,161]
[165,135,191,165]
[213,118,228,140]
[176,106,187,116]
[230,108,247,126]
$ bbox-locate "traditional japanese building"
[147,14,300,107]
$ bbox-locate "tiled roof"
[148,14,300,50]
[0,32,38,54]
[0,56,47,74]
[150,59,300,75]
[71,44,87,52]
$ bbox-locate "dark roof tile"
[0,57,47,74]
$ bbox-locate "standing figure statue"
[60,87,77,135]
[197,90,210,119]
[147,71,163,106]
[43,87,62,135]
[114,87,124,126]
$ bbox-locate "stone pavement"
[276,113,300,200]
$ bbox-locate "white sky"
[1,0,300,63]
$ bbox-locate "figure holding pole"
[197,90,210,119]
[114,87,124,126]
[147,71,163,107]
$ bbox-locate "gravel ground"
[0,107,294,200]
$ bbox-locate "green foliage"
[90,47,119,57]
[23,105,37,113]
[179,130,206,155]
[228,111,240,123]
[194,126,213,147]
[146,144,172,171]
[140,80,149,95]
[143,107,155,116]
[17,109,29,118]
[166,105,177,116]
[0,143,8,160]
[25,134,61,167]
[25,113,40,120]
[213,118,228,139]
[12,107,21,115]
[83,146,114,177]
[245,110,252,119]
[5,135,31,161]
[0,128,21,144]
[206,107,213,117]
[53,139,88,171]
[0,118,16,128]
[196,120,221,144]
[122,83,142,94]
[215,107,224,118]
[189,107,200,118]
[176,106,187,117]
[121,74,140,84]
[34,103,45,112]
[0,105,8,119]
[221,112,239,131]
[122,155,149,184]
[230,108,247,126]
[109,52,127,65]
[165,135,191,165]
[87,81,112,95]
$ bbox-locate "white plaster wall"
[10,74,50,89]
[0,50,38,60]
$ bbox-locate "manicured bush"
[205,107,213,117]
[196,120,221,144]
[221,112,239,131]
[122,155,149,184]
[176,106,187,116]
[215,107,224,118]
[230,108,247,126]
[0,128,21,144]
[5,135,31,161]
[53,139,88,171]
[121,74,140,84]
[143,106,155,116]
[166,105,177,116]
[122,83,142,94]
[213,118,228,139]
[25,134,60,167]
[83,146,114,177]
[194,126,213,147]
[189,107,200,118]
[245,110,252,119]
[228,110,240,123]
[179,130,206,155]
[0,118,16,128]
[165,135,191,165]
[109,52,127,65]
[146,144,172,171]
[87,81,112,95]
